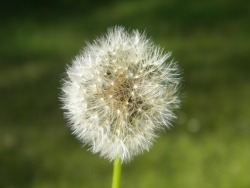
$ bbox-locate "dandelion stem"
[112,157,122,188]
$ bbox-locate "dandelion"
[60,26,181,188]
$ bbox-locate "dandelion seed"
[60,26,181,162]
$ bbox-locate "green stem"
[111,157,122,188]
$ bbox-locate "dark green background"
[1,0,250,187]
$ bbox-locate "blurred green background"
[1,0,249,187]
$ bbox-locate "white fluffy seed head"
[60,26,181,162]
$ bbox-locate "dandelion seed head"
[61,26,181,162]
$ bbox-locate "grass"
[1,0,250,187]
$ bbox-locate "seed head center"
[102,73,143,114]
